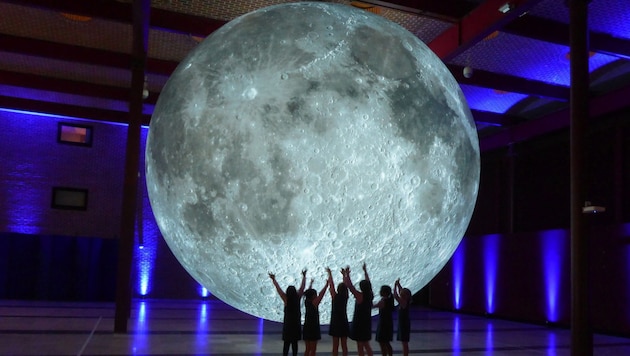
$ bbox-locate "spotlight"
[582,201,606,214]
[463,66,473,78]
[142,76,149,100]
[498,2,514,14]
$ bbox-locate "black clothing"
[375,296,394,342]
[303,300,321,340]
[283,297,302,342]
[396,304,410,342]
[350,294,373,341]
[329,294,350,337]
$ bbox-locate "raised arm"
[313,280,329,306]
[393,278,402,304]
[269,272,287,303]
[362,262,370,283]
[343,266,363,303]
[297,269,307,296]
[326,267,337,298]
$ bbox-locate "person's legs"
[291,340,298,356]
[378,341,387,356]
[332,336,340,356]
[401,341,409,356]
[282,341,290,356]
[340,336,348,356]
[364,341,373,356]
[357,341,365,356]
[305,340,316,356]
[385,342,392,356]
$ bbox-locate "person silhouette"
[394,278,412,356]
[343,263,374,356]
[374,285,394,356]
[302,277,329,356]
[326,267,350,356]
[269,269,307,356]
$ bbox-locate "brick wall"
[0,109,130,238]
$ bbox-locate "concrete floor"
[1,299,629,355]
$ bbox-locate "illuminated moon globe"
[146,2,479,323]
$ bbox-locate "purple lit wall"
[0,108,126,238]
[483,234,500,314]
[540,229,567,322]
[452,241,464,310]
[0,108,195,300]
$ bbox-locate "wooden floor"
[1,299,629,355]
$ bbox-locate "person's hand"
[395,278,400,285]
[302,269,307,277]
[268,272,275,280]
[362,262,367,271]
[325,267,332,274]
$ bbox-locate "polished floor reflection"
[1,299,629,355]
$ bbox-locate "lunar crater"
[146,3,479,323]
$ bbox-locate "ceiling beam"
[0,34,178,75]
[471,109,524,127]
[503,15,630,59]
[0,95,151,126]
[428,0,545,61]
[0,70,158,105]
[448,64,570,100]
[479,82,630,152]
[355,0,476,22]
[4,0,226,37]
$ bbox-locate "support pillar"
[569,0,591,354]
[114,0,150,333]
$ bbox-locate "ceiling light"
[498,3,514,14]
[463,66,473,78]
[142,76,149,100]
[60,13,92,22]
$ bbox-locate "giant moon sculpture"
[146,2,479,323]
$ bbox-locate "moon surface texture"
[146,2,479,323]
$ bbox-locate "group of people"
[269,263,413,356]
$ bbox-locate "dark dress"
[283,297,302,341]
[350,294,373,341]
[396,303,410,342]
[375,296,394,342]
[328,294,350,337]
[303,300,321,340]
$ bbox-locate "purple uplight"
[541,229,567,322]
[484,234,500,314]
[199,285,209,298]
[452,241,465,310]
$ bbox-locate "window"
[58,122,93,146]
[52,187,88,210]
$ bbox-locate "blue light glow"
[484,234,500,314]
[486,322,494,351]
[541,229,567,322]
[547,332,557,356]
[256,318,264,355]
[137,301,147,326]
[195,302,209,352]
[135,127,159,297]
[452,316,461,355]
[132,301,149,355]
[452,242,464,310]
[460,85,529,114]
[199,286,209,298]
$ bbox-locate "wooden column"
[569,0,592,354]
[114,0,150,333]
